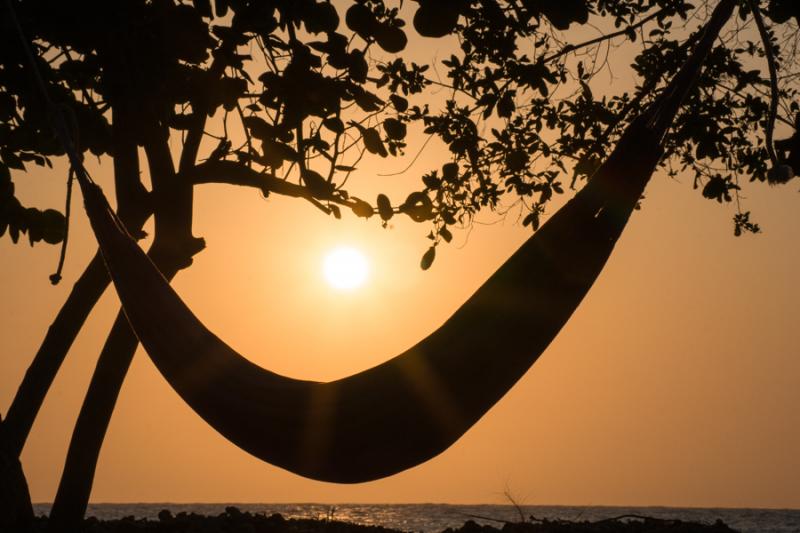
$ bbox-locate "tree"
[1,0,798,530]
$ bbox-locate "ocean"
[31,503,800,532]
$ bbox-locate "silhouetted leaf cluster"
[1,0,799,268]
[0,163,64,246]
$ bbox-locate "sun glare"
[323,247,370,290]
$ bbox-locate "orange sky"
[2,4,800,509]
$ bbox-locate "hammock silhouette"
[74,1,732,484]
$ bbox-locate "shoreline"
[28,506,739,532]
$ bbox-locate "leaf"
[242,116,275,140]
[346,4,378,41]
[505,150,528,172]
[375,24,407,53]
[497,91,515,118]
[522,211,540,231]
[304,2,340,34]
[442,162,458,180]
[413,3,459,38]
[323,117,345,134]
[401,191,434,222]
[348,51,369,83]
[439,226,452,243]
[420,245,436,270]
[302,169,335,198]
[219,76,248,111]
[1,149,25,171]
[40,209,65,244]
[422,172,441,189]
[353,88,384,112]
[350,197,373,218]
[702,175,738,203]
[362,127,388,157]
[208,138,232,161]
[383,118,407,140]
[18,152,46,166]
[377,193,393,221]
[389,94,408,112]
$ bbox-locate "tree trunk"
[4,103,150,457]
[47,130,199,532]
[46,254,180,533]
[2,101,152,529]
[4,252,110,456]
[0,415,34,533]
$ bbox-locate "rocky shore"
[29,506,739,532]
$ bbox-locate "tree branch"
[112,104,149,234]
[188,160,358,214]
[145,133,204,265]
[541,8,668,64]
[748,0,781,166]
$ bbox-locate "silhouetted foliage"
[1,2,798,529]
[2,0,799,266]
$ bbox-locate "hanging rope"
[3,0,96,283]
[49,168,74,285]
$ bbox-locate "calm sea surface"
[31,503,800,533]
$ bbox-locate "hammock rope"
[7,0,735,483]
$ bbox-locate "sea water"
[31,503,800,533]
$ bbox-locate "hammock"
[71,0,732,484]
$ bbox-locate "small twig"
[378,133,435,176]
[541,8,668,64]
[504,489,527,523]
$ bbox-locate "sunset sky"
[2,2,799,510]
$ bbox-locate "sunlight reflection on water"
[32,503,800,533]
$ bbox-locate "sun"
[323,247,370,290]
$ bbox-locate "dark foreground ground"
[31,507,739,533]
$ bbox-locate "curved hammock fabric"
[73,0,733,484]
[79,134,657,483]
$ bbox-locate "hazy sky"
[1,3,799,509]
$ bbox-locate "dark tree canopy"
[1,1,799,530]
[1,0,799,267]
